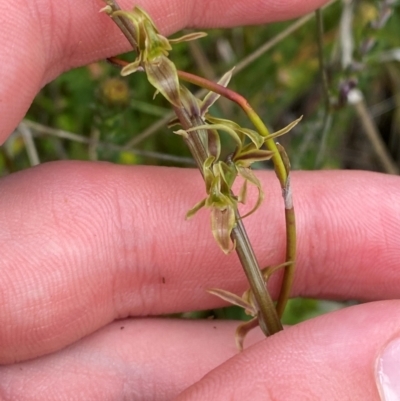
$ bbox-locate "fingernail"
[377,338,400,401]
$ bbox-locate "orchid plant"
[101,0,300,348]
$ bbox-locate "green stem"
[233,217,282,334]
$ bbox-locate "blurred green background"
[2,0,399,326]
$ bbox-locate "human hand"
[1,1,400,400]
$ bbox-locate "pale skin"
[0,0,399,399]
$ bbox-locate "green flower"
[174,114,302,253]
[109,6,206,107]
[185,156,237,254]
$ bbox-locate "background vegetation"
[3,0,399,325]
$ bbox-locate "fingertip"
[177,301,400,401]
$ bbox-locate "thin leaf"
[200,68,235,115]
[276,143,291,174]
[265,115,303,140]
[217,67,235,88]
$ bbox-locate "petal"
[169,32,207,44]
[134,6,155,23]
[207,288,255,312]
[167,117,181,128]
[260,262,293,281]
[239,128,264,148]
[188,123,243,148]
[235,318,259,351]
[185,198,206,219]
[238,179,248,204]
[99,5,112,14]
[120,59,143,76]
[205,117,264,148]
[145,56,181,107]
[211,206,236,254]
[207,129,221,160]
[144,30,172,60]
[214,161,237,189]
[178,87,209,151]
[203,156,216,194]
[112,8,145,48]
[179,85,201,118]
[205,116,245,143]
[234,148,275,167]
[237,167,264,218]
[173,129,189,139]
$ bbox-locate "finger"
[0,0,330,142]
[1,162,400,363]
[1,302,399,401]
[0,318,265,400]
[176,301,400,401]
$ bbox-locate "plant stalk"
[102,0,138,50]
[177,70,296,317]
[173,105,282,335]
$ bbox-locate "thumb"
[176,301,400,401]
